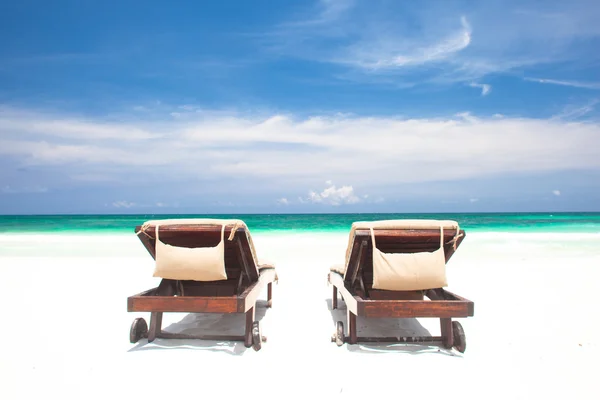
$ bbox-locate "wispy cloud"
[552,99,598,120]
[524,77,600,90]
[259,1,600,87]
[468,82,491,96]
[345,16,472,70]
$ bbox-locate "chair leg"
[441,318,454,349]
[332,286,338,309]
[348,311,357,344]
[244,306,255,348]
[267,283,273,307]
[148,312,163,343]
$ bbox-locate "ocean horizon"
[1,212,599,234]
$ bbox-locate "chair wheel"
[335,321,344,346]
[130,317,148,343]
[252,321,262,351]
[452,321,466,353]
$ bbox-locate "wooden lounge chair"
[127,219,277,351]
[328,220,474,352]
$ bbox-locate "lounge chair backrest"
[343,220,465,292]
[135,219,260,284]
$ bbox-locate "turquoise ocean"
[1,213,599,235]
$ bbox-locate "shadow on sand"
[127,299,271,355]
[325,298,458,356]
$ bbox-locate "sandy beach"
[1,231,599,399]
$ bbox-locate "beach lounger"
[328,220,474,352]
[127,219,277,351]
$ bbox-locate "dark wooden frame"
[328,228,474,349]
[127,223,276,348]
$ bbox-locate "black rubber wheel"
[252,321,262,351]
[335,321,344,346]
[452,321,466,353]
[130,317,148,344]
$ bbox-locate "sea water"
[1,213,598,258]
[1,212,599,234]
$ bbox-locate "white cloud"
[305,183,360,205]
[2,107,600,192]
[276,197,290,205]
[112,200,136,208]
[552,190,561,196]
[469,82,491,96]
[525,78,600,90]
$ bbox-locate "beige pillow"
[372,245,447,290]
[153,224,228,282]
[371,226,448,290]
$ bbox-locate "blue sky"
[1,0,599,214]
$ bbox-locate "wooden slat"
[348,240,367,288]
[352,229,465,258]
[368,289,424,300]
[358,299,473,318]
[236,237,256,283]
[349,336,444,344]
[426,289,475,315]
[157,332,246,341]
[127,295,238,313]
[178,285,237,296]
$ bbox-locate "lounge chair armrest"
[330,264,345,275]
[258,264,278,283]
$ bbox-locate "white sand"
[1,231,599,399]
